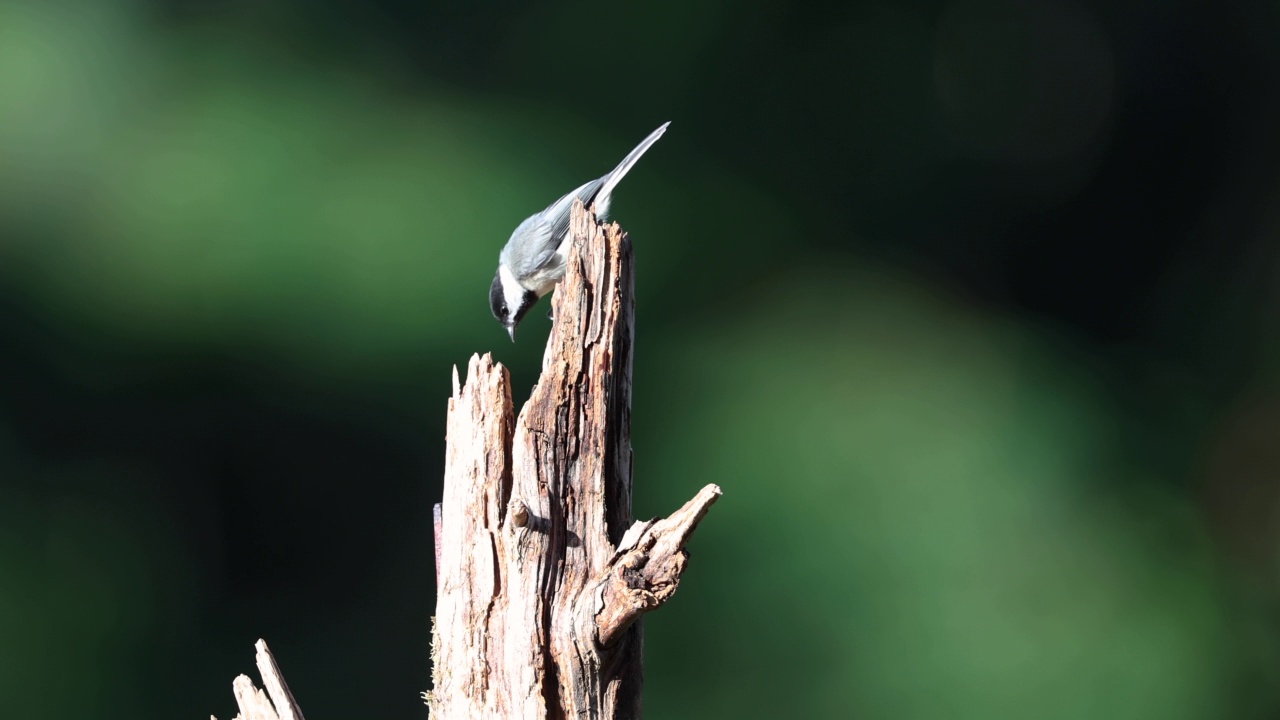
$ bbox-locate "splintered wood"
[430,201,721,719]
[212,639,305,720]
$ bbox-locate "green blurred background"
[2,0,1279,717]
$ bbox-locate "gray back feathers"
[500,122,669,280]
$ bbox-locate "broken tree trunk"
[429,201,721,719]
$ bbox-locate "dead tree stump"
[429,202,721,719]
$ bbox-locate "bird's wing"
[501,122,669,277]
[500,213,561,279]
[500,176,599,277]
[540,178,607,256]
[543,122,669,235]
[501,181,596,278]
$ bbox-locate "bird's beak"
[506,325,517,343]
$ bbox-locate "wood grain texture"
[213,640,306,720]
[429,201,721,719]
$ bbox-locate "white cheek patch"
[499,264,527,314]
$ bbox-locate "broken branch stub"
[212,639,305,720]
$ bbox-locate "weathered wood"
[429,201,721,719]
[213,639,306,720]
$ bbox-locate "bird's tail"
[594,121,670,210]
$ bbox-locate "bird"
[490,122,669,341]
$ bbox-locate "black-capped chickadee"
[489,122,669,341]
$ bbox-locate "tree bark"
[428,202,721,719]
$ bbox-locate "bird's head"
[490,268,538,342]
